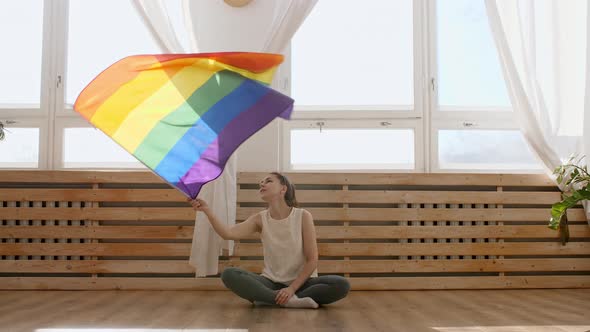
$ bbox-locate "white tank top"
[260,207,318,284]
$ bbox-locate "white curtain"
[131,1,184,52]
[132,0,317,276]
[485,0,590,222]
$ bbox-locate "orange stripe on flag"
[154,52,284,73]
[74,55,188,121]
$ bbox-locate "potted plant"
[550,154,590,245]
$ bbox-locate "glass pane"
[0,0,43,105]
[290,129,414,170]
[66,0,160,105]
[0,128,39,168]
[436,0,511,109]
[438,130,542,170]
[63,128,144,168]
[292,0,414,107]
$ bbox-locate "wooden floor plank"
[1,276,588,290]
[0,289,587,332]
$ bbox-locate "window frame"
[281,0,429,172]
[0,0,65,170]
[431,121,544,174]
[0,118,48,169]
[54,117,145,170]
[281,0,539,173]
[1,0,543,173]
[281,118,423,173]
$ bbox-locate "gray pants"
[220,267,350,305]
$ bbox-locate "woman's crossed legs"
[220,267,350,307]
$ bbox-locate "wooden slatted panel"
[46,201,55,261]
[237,207,588,222]
[2,208,587,222]
[411,203,421,260]
[0,188,564,204]
[450,203,459,260]
[399,203,409,260]
[424,203,433,260]
[475,203,485,260]
[0,170,588,291]
[4,242,587,257]
[238,190,562,205]
[31,201,42,260]
[463,203,473,260]
[57,200,67,261]
[435,203,446,260]
[88,185,98,276]
[0,189,186,202]
[232,242,590,257]
[17,201,28,261]
[0,171,556,186]
[497,186,505,274]
[237,173,556,186]
[0,171,161,183]
[1,225,589,239]
[489,200,497,260]
[1,258,588,273]
[0,276,588,290]
[342,185,351,278]
[71,201,81,261]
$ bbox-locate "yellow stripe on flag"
[112,60,220,152]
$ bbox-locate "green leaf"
[549,154,589,243]
[549,188,590,231]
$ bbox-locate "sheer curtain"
[132,0,317,276]
[485,0,590,222]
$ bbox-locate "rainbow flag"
[74,52,294,198]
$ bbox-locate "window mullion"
[414,0,429,173]
[424,0,438,173]
[39,0,60,169]
[45,0,69,170]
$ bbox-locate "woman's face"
[258,174,285,202]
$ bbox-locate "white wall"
[237,120,281,172]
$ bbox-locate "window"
[435,0,510,109]
[284,120,418,171]
[437,130,542,171]
[0,0,44,106]
[291,128,414,170]
[428,0,542,172]
[55,0,160,169]
[62,127,143,169]
[286,0,420,171]
[0,0,45,168]
[291,0,414,108]
[0,0,544,173]
[65,0,160,107]
[0,127,40,168]
[285,0,543,172]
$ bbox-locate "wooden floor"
[0,289,588,332]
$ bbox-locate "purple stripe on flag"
[175,90,294,198]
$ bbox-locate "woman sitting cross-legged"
[188,172,350,309]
